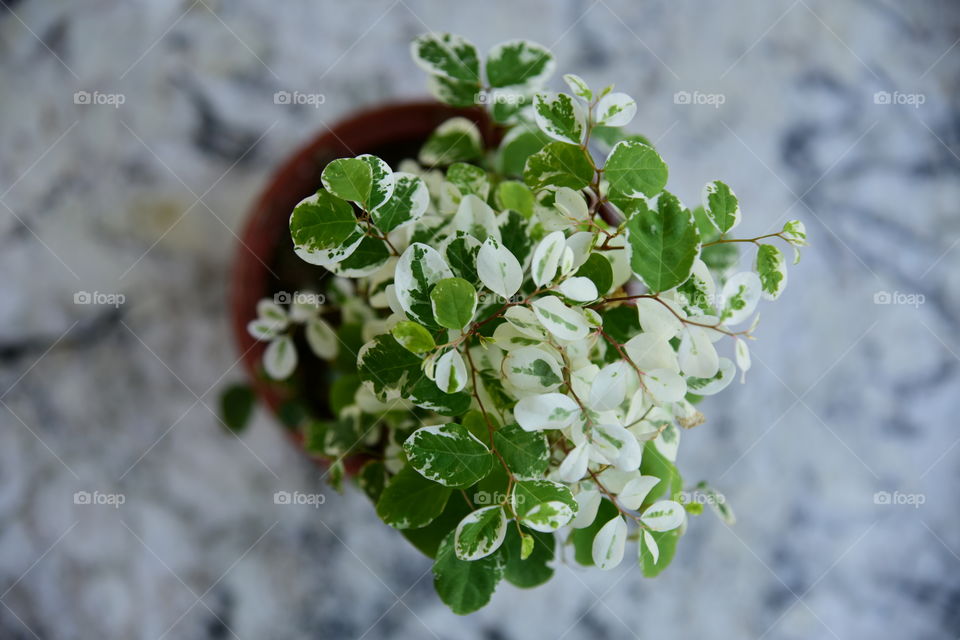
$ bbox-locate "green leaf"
[420,117,483,166]
[331,236,389,277]
[639,441,684,502]
[433,531,504,615]
[427,74,480,107]
[376,465,452,530]
[702,180,740,233]
[604,140,668,199]
[372,172,429,232]
[624,191,700,293]
[391,320,436,354]
[411,33,481,82]
[571,498,619,566]
[219,384,255,433]
[407,376,473,417]
[357,460,386,503]
[512,480,577,532]
[444,232,481,285]
[694,206,740,271]
[575,253,613,296]
[430,277,478,331]
[496,127,550,177]
[321,158,373,207]
[496,181,534,218]
[755,244,787,300]
[486,40,554,89]
[402,492,473,558]
[502,526,555,588]
[358,334,421,401]
[639,528,681,578]
[499,210,533,266]
[289,190,359,253]
[329,374,361,413]
[446,163,489,200]
[533,92,586,144]
[601,305,641,345]
[454,506,508,560]
[523,141,594,191]
[403,423,495,488]
[493,423,550,479]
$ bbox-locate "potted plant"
[228,33,808,614]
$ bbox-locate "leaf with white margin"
[435,349,467,393]
[289,191,363,265]
[523,141,594,191]
[558,276,598,303]
[654,421,681,462]
[514,392,580,431]
[453,193,501,243]
[532,296,590,341]
[454,506,508,561]
[571,489,602,529]
[320,158,372,206]
[504,345,564,393]
[247,318,284,341]
[566,231,595,271]
[702,180,740,233]
[590,423,642,472]
[618,476,661,510]
[531,230,566,286]
[559,246,575,278]
[257,299,288,325]
[419,117,483,166]
[641,500,686,531]
[410,32,480,82]
[485,39,554,89]
[357,155,394,211]
[595,92,637,127]
[372,172,429,232]
[678,258,717,313]
[503,306,546,339]
[533,92,586,144]
[430,277,477,331]
[698,483,736,525]
[756,244,788,300]
[635,297,684,340]
[263,335,297,380]
[678,326,719,378]
[687,357,736,396]
[557,443,590,482]
[562,73,592,100]
[512,479,578,532]
[624,333,679,373]
[403,423,493,488]
[592,515,627,570]
[395,243,454,326]
[643,529,660,564]
[554,187,589,222]
[305,317,338,360]
[720,272,762,325]
[604,140,668,199]
[477,237,522,300]
[735,339,751,383]
[644,368,686,403]
[781,219,808,247]
[492,323,540,350]
[589,361,635,411]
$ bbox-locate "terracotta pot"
[229,101,495,457]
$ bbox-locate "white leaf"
[735,339,751,383]
[263,336,297,380]
[644,368,686,403]
[588,361,635,411]
[624,333,679,372]
[531,230,567,286]
[591,423,642,472]
[247,318,284,341]
[565,231,595,271]
[557,443,590,482]
[503,306,546,339]
[257,299,288,325]
[454,506,508,561]
[453,194,501,243]
[635,297,684,340]
[554,187,589,221]
[619,476,662,511]
[678,327,720,378]
[643,529,660,564]
[721,272,762,326]
[477,237,522,300]
[533,92,587,144]
[563,73,592,100]
[571,489,601,529]
[305,317,338,360]
[532,296,590,341]
[689,357,735,396]
[595,92,637,127]
[558,277,598,302]
[592,515,627,570]
[434,349,467,393]
[504,346,564,393]
[514,392,580,431]
[641,500,686,532]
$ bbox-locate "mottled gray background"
[1,1,958,638]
